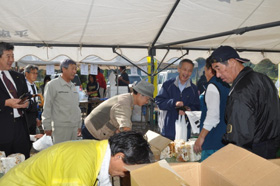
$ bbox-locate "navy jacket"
[156,77,200,140]
[200,76,230,150]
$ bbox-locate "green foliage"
[252,59,278,83]
[243,62,255,68]
[103,69,109,83]
[76,69,88,87]
[81,82,87,89]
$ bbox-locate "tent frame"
[12,0,280,126]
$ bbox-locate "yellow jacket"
[0,140,108,186]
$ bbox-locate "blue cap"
[211,46,250,63]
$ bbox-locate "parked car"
[157,70,178,93]
[128,74,142,87]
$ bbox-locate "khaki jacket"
[85,93,134,139]
[42,76,82,130]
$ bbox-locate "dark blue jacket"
[200,76,230,150]
[155,77,200,140]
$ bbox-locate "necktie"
[31,84,37,102]
[1,71,22,115]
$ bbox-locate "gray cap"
[133,80,154,99]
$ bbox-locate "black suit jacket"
[0,70,29,143]
[25,85,39,134]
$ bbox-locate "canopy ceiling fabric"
[17,55,149,67]
[1,0,280,64]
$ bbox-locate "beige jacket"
[85,93,133,139]
[42,76,82,130]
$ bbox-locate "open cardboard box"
[123,144,280,186]
[125,160,189,186]
[171,144,280,186]
[144,130,172,160]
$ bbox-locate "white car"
[157,70,178,94]
[128,74,142,88]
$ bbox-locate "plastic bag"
[0,153,25,174]
[185,111,201,134]
[33,134,53,151]
[175,115,188,141]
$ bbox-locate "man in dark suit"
[24,65,41,136]
[0,42,30,159]
[24,65,42,151]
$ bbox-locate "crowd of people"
[0,41,279,184]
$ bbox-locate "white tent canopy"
[17,54,181,70]
[1,0,280,64]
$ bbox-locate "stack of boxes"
[124,130,280,186]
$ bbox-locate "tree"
[253,59,278,82]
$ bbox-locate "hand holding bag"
[33,134,53,151]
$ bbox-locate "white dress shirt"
[26,79,38,102]
[98,144,112,186]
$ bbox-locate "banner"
[46,65,54,75]
[80,64,88,75]
[90,64,98,75]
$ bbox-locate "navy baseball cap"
[210,46,250,63]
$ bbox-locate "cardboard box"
[124,144,280,186]
[171,144,280,186]
[269,159,280,166]
[144,130,172,160]
[125,160,189,186]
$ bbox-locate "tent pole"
[154,48,170,74]
[278,63,280,97]
[155,20,280,48]
[147,0,180,131]
[112,48,150,76]
[13,43,280,54]
[151,0,180,46]
[153,50,189,76]
[149,48,156,130]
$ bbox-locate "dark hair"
[24,64,39,74]
[205,57,216,76]
[132,89,138,95]
[109,131,153,164]
[0,42,14,58]
[88,74,97,82]
[43,75,51,86]
[60,59,76,72]
[120,66,126,70]
[179,58,194,68]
